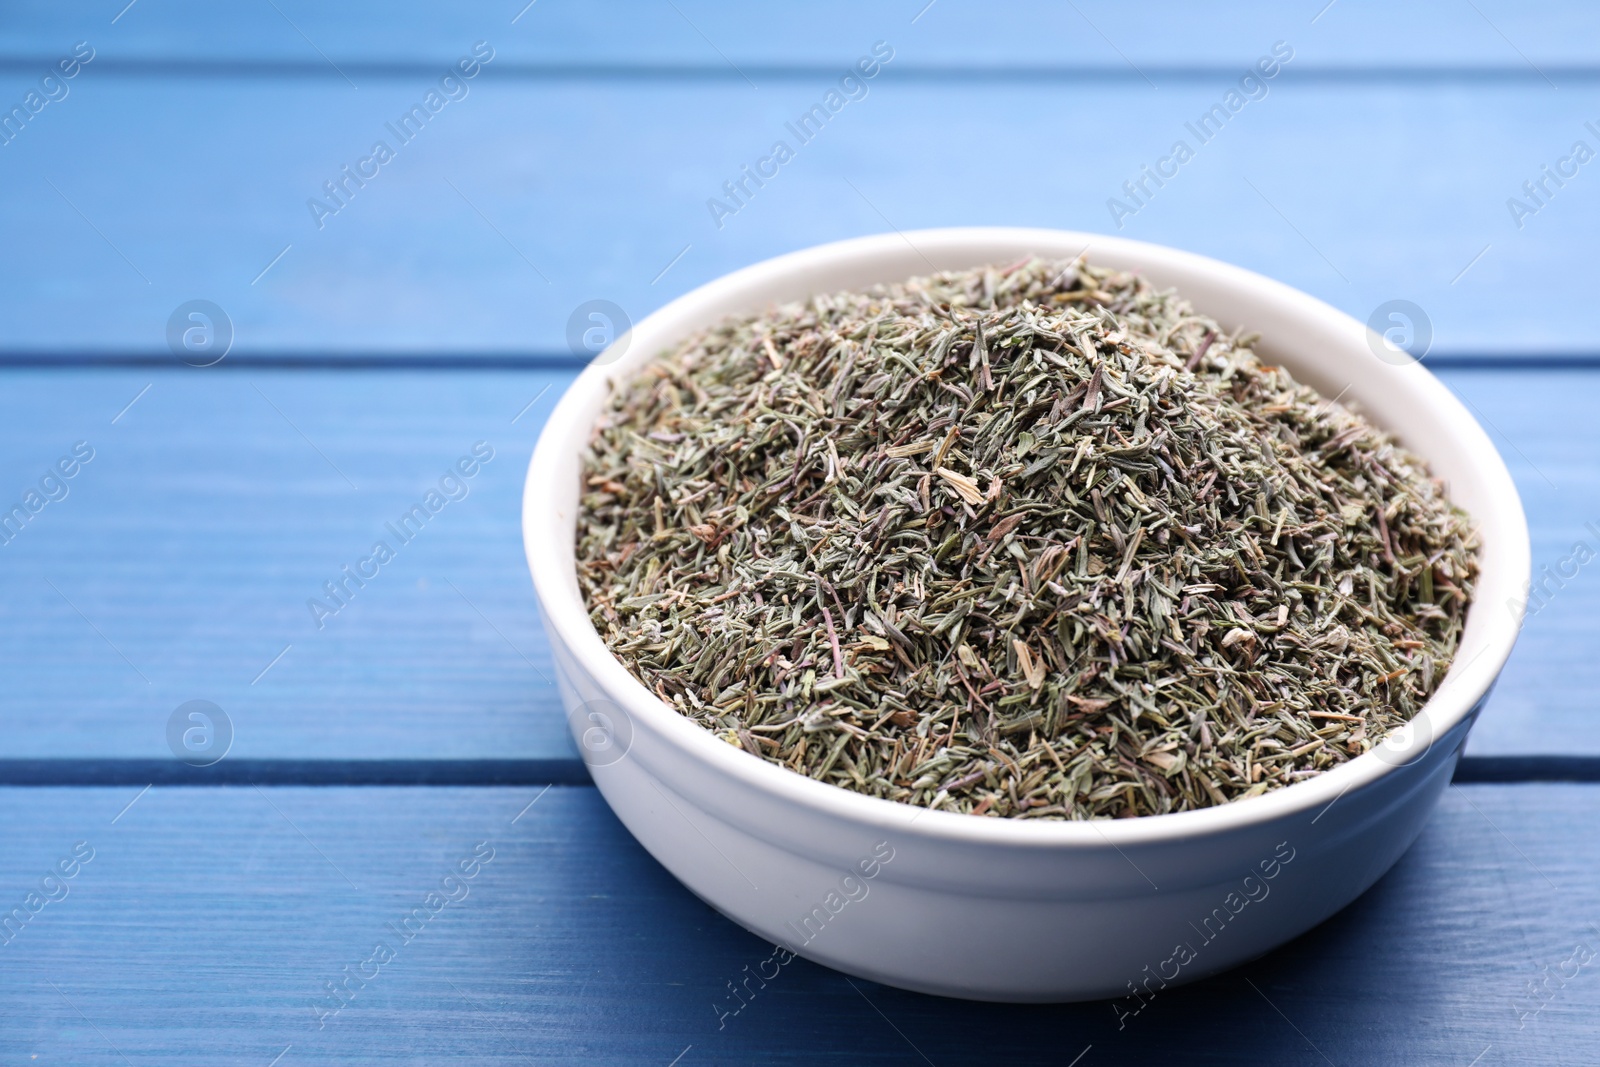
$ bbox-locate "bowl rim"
[524,227,1529,849]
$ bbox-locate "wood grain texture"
[0,366,1593,759]
[0,783,1595,1065]
[1439,370,1600,756]
[0,6,1594,1064]
[0,71,1594,355]
[3,0,1596,67]
[0,368,570,759]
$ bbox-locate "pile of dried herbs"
[575,258,1478,819]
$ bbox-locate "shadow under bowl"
[523,228,1529,1002]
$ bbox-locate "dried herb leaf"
[576,257,1479,820]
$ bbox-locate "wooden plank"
[0,367,572,759]
[1445,369,1600,755]
[3,1,1596,68]
[0,365,1594,759]
[0,77,1596,356]
[0,782,1596,1064]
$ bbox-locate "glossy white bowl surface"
[523,229,1528,1002]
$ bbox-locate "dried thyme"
[575,258,1478,819]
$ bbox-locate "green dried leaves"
[576,257,1478,820]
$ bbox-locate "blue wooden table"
[3,3,1600,1063]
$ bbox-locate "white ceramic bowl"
[523,229,1528,1002]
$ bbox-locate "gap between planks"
[0,756,1597,787]
[0,353,1599,370]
